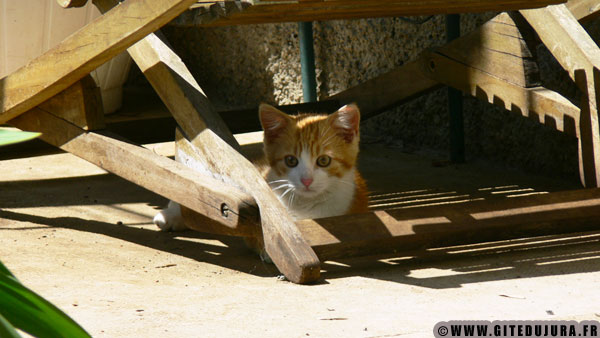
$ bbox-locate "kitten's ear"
[259,103,291,141]
[329,103,360,143]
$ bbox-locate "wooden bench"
[3,0,600,284]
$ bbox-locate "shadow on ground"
[2,207,599,287]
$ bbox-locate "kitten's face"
[259,103,360,198]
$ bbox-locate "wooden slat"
[329,59,441,120]
[9,108,258,231]
[37,75,105,131]
[521,5,600,81]
[172,0,565,27]
[422,51,580,135]
[566,0,600,23]
[521,4,600,187]
[438,12,540,88]
[0,0,197,124]
[298,188,600,260]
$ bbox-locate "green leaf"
[0,261,15,279]
[0,312,22,338]
[0,129,41,146]
[0,261,91,338]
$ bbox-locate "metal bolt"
[220,203,229,218]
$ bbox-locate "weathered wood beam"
[329,60,441,121]
[299,188,600,260]
[0,0,197,124]
[9,108,258,231]
[37,75,105,131]
[566,0,600,23]
[422,51,580,136]
[521,4,600,187]
[438,12,541,88]
[521,5,600,81]
[172,0,565,27]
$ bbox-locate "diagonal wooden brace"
[9,108,258,233]
[521,4,600,187]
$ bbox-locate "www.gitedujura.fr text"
[434,320,599,337]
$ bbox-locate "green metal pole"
[446,14,465,163]
[298,21,317,103]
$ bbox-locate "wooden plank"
[328,59,441,121]
[566,0,600,23]
[172,0,565,27]
[37,75,105,131]
[9,108,259,231]
[438,12,540,88]
[174,128,321,283]
[575,69,600,189]
[0,0,198,124]
[521,4,600,187]
[521,5,600,81]
[422,51,580,135]
[298,188,600,260]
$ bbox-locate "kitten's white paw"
[153,201,187,231]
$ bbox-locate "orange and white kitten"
[153,103,368,231]
[258,103,368,219]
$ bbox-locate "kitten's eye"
[284,155,298,167]
[316,155,331,167]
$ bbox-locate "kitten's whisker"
[280,187,294,200]
[320,124,331,138]
[272,183,293,190]
[334,178,354,186]
[268,179,289,184]
[322,134,335,143]
[320,134,336,147]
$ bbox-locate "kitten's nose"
[300,177,313,188]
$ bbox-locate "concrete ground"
[1,136,599,338]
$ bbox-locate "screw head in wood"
[429,59,436,72]
[220,203,229,218]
